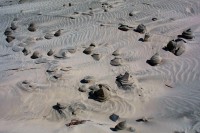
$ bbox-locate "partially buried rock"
[67,47,76,53]
[112,49,121,56]
[81,76,95,83]
[91,53,101,61]
[22,47,31,56]
[110,57,123,66]
[54,49,71,59]
[143,33,150,42]
[118,24,132,31]
[135,24,146,34]
[11,22,17,30]
[110,113,119,122]
[181,28,194,40]
[28,23,36,32]
[6,36,15,43]
[114,121,127,131]
[166,39,186,56]
[89,84,111,102]
[4,27,12,36]
[116,72,139,90]
[35,58,48,64]
[83,43,96,55]
[147,53,162,66]
[31,51,42,59]
[44,33,54,39]
[47,49,54,56]
[54,29,62,37]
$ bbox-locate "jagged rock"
[166,39,186,56]
[118,24,132,31]
[116,72,139,90]
[89,84,111,102]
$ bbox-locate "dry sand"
[0,0,200,133]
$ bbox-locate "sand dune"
[0,0,200,133]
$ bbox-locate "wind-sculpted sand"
[0,0,200,133]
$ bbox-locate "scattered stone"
[114,121,127,130]
[54,49,71,59]
[110,57,123,66]
[31,51,42,59]
[6,36,15,43]
[47,49,54,56]
[44,33,54,39]
[81,76,95,83]
[78,85,87,92]
[54,29,61,37]
[181,28,194,39]
[147,53,162,66]
[11,22,17,30]
[135,24,146,33]
[112,49,121,56]
[89,84,111,102]
[4,27,12,36]
[83,43,96,55]
[166,39,186,56]
[152,18,158,21]
[110,113,119,122]
[143,33,150,42]
[22,47,31,56]
[118,24,132,31]
[91,53,101,61]
[28,23,36,32]
[136,117,149,122]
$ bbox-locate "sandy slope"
[0,0,200,133]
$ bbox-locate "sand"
[0,0,200,133]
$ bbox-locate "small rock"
[109,113,119,122]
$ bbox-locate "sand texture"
[0,0,200,133]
